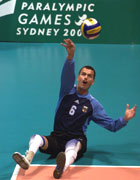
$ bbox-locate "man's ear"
[92,80,94,85]
[77,75,79,81]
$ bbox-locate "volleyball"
[81,18,101,39]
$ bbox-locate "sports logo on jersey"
[82,106,88,113]
[0,0,17,17]
[74,100,80,104]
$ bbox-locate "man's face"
[77,68,94,94]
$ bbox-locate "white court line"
[11,164,21,180]
[27,164,140,168]
[11,164,140,180]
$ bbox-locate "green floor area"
[0,43,140,179]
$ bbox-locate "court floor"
[11,165,140,180]
[0,42,140,179]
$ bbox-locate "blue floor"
[0,42,140,179]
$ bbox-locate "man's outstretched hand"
[124,104,137,122]
[61,39,75,60]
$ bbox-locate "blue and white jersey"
[53,59,127,136]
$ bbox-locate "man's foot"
[12,152,30,170]
[53,152,66,179]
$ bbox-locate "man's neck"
[76,87,88,95]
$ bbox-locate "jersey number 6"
[69,105,77,116]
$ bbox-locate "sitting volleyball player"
[12,39,137,179]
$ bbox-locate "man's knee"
[65,139,81,160]
[29,134,48,150]
[40,136,48,150]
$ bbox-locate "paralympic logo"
[0,0,17,17]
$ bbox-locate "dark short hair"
[79,66,96,80]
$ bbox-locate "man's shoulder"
[86,94,102,107]
[86,93,96,102]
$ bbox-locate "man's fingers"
[60,43,66,47]
[64,39,74,46]
[133,105,137,112]
[126,104,129,110]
